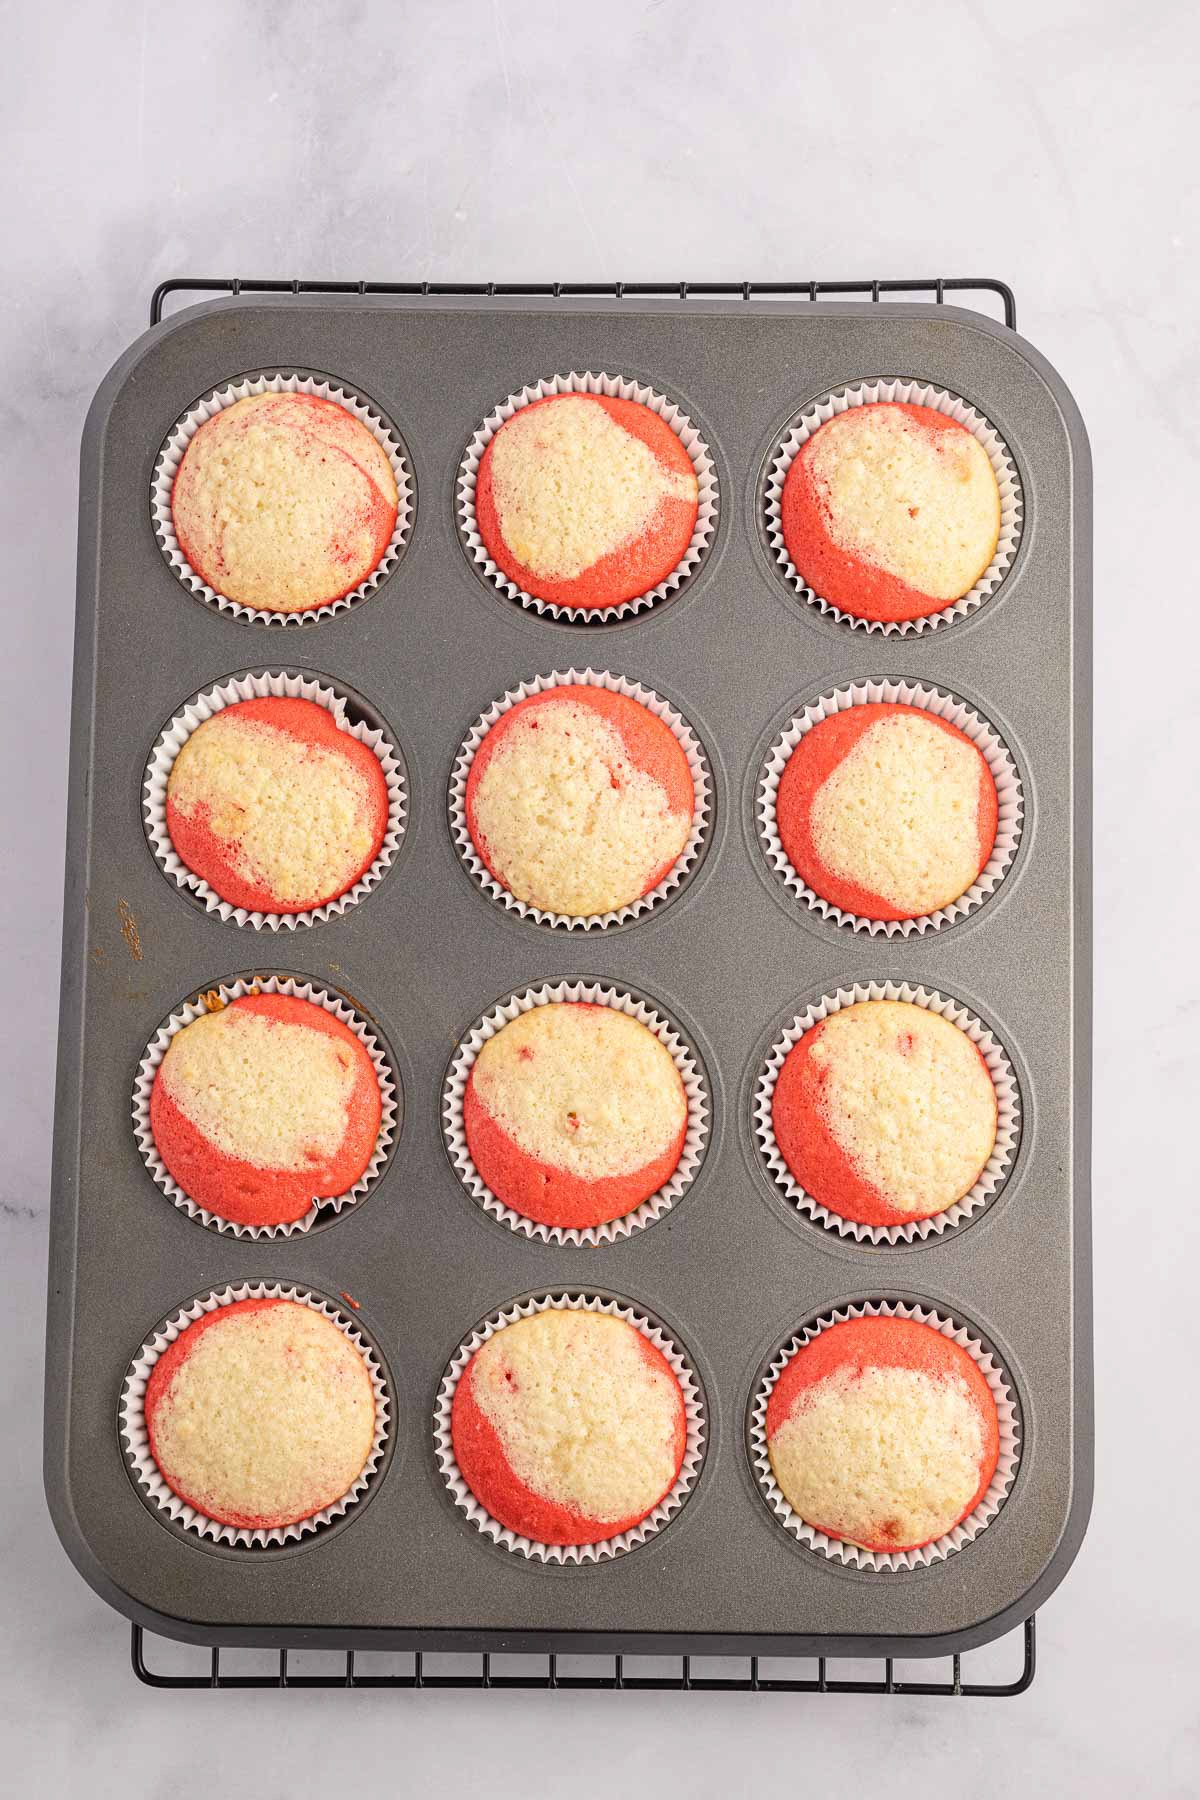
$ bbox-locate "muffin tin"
[46,290,1091,1659]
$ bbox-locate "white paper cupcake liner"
[143,669,406,930]
[450,668,711,931]
[457,371,718,622]
[444,980,709,1247]
[152,370,414,625]
[120,1281,390,1549]
[133,975,399,1240]
[434,1291,705,1564]
[755,981,1020,1246]
[749,1298,1020,1572]
[764,378,1023,636]
[757,678,1024,937]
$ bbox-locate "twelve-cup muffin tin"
[46,292,1091,1657]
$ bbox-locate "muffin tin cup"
[132,975,400,1240]
[749,1298,1020,1572]
[142,669,406,930]
[754,981,1020,1246]
[757,678,1024,938]
[151,370,414,625]
[434,1290,706,1565]
[449,668,712,931]
[457,370,718,623]
[764,377,1024,636]
[119,1281,391,1550]
[443,979,709,1247]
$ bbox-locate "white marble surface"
[2,0,1197,1791]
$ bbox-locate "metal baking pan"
[46,289,1092,1659]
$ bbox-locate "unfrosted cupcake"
[144,1296,376,1531]
[766,1314,1000,1553]
[450,1309,686,1546]
[771,999,997,1229]
[780,403,1001,625]
[165,696,389,915]
[464,1002,687,1231]
[149,992,383,1229]
[475,393,698,609]
[171,392,398,613]
[464,685,693,918]
[775,702,999,920]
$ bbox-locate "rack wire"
[150,277,1017,330]
[134,269,1028,1698]
[131,1617,1035,1694]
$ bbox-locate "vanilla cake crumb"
[811,1001,996,1216]
[470,696,690,915]
[168,711,378,907]
[470,1311,682,1523]
[151,1304,375,1525]
[472,1004,686,1180]
[490,396,696,581]
[769,1363,985,1547]
[808,408,1000,600]
[810,712,987,914]
[160,1006,358,1171]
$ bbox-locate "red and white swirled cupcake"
[149,992,383,1230]
[165,695,389,915]
[474,392,699,611]
[765,1314,1001,1555]
[775,701,999,922]
[450,1308,687,1547]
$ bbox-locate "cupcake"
[771,999,997,1229]
[450,1308,686,1546]
[165,695,389,915]
[780,402,1001,625]
[775,702,999,921]
[149,991,383,1230]
[464,685,694,918]
[143,1296,376,1531]
[171,391,398,613]
[475,393,698,609]
[766,1314,1000,1554]
[463,1002,687,1231]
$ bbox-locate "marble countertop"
[3,1,1196,1792]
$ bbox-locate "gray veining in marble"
[2,0,1197,1793]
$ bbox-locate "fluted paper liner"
[450,668,711,931]
[133,975,399,1240]
[120,1281,390,1549]
[143,669,406,930]
[749,1299,1020,1572]
[457,371,717,622]
[435,1291,705,1564]
[755,981,1020,1245]
[151,371,413,625]
[757,678,1024,937]
[764,378,1023,635]
[444,980,709,1246]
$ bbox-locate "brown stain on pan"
[116,899,143,962]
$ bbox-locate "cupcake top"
[463,1002,688,1231]
[766,1315,1000,1553]
[475,393,699,609]
[144,1296,376,1531]
[771,999,997,1229]
[775,702,999,920]
[450,1309,686,1545]
[149,992,383,1229]
[171,391,398,613]
[165,695,389,915]
[780,402,1001,624]
[464,685,694,918]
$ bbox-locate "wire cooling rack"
[130,272,1030,1698]
[150,276,1017,329]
